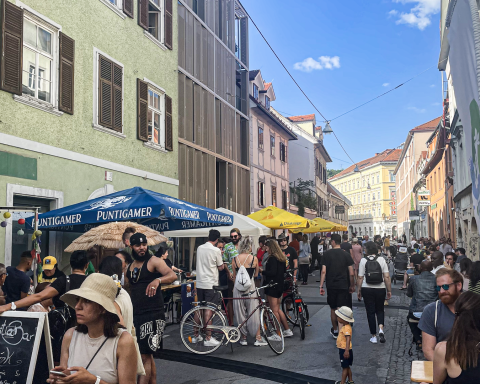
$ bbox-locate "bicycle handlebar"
[241,282,277,297]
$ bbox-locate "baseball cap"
[43,256,57,270]
[129,232,148,246]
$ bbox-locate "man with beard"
[222,228,242,324]
[126,233,177,384]
[277,233,298,284]
[418,268,463,361]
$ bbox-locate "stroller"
[392,246,409,285]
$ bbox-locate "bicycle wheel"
[303,303,310,323]
[261,308,285,355]
[180,305,226,354]
[282,295,297,325]
[298,310,305,340]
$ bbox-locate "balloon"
[18,218,25,225]
[17,229,24,235]
[34,230,42,237]
[0,221,7,228]
[3,212,11,219]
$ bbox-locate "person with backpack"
[232,236,267,346]
[357,241,392,344]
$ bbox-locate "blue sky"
[240,0,442,170]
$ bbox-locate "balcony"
[348,214,374,220]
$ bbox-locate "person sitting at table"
[432,291,480,384]
[155,242,183,274]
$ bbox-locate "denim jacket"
[407,271,438,312]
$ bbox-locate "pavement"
[155,274,423,384]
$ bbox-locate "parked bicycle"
[281,268,309,340]
[180,282,285,355]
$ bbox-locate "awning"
[163,207,271,237]
[26,187,233,232]
[290,217,337,233]
[248,206,308,230]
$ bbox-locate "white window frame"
[145,0,164,45]
[253,83,259,100]
[98,0,127,19]
[265,96,270,109]
[142,78,166,152]
[92,47,125,139]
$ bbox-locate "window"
[148,87,165,146]
[377,174,380,184]
[379,208,381,217]
[282,190,288,209]
[265,96,270,110]
[389,171,395,182]
[362,178,365,187]
[270,135,275,156]
[258,182,265,206]
[378,191,380,200]
[22,17,55,103]
[148,0,163,42]
[368,194,370,202]
[272,186,277,206]
[363,194,365,203]
[253,83,259,100]
[280,142,286,162]
[258,126,264,149]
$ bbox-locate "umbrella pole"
[33,208,39,290]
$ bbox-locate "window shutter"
[138,0,148,30]
[164,0,173,50]
[0,0,23,95]
[123,0,134,18]
[137,79,148,142]
[99,55,113,128]
[165,94,173,151]
[112,63,122,132]
[58,32,74,114]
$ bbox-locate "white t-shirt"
[196,241,223,289]
[358,255,389,289]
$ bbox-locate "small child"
[335,306,354,384]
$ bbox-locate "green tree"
[290,179,317,217]
[327,169,343,179]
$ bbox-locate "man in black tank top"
[126,233,177,384]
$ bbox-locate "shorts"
[327,288,351,309]
[197,288,220,305]
[339,348,353,368]
[133,311,166,354]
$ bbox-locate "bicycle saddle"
[213,285,228,291]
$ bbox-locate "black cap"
[130,232,148,246]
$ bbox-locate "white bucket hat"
[61,273,119,321]
[335,306,355,323]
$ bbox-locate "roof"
[315,126,322,131]
[329,149,402,181]
[264,82,271,91]
[287,114,315,122]
[327,182,352,206]
[410,117,442,132]
[249,70,260,81]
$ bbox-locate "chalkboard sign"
[0,312,53,384]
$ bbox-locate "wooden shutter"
[112,63,123,132]
[165,94,173,151]
[0,0,23,95]
[99,55,113,128]
[137,79,149,141]
[123,0,134,18]
[138,0,148,30]
[164,0,173,50]
[58,32,74,114]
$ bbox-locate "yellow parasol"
[290,217,337,233]
[333,224,348,232]
[248,206,308,230]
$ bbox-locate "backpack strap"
[66,275,71,292]
[434,300,438,329]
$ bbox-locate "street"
[156,276,421,384]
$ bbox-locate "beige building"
[394,117,440,241]
[327,183,351,228]
[249,70,297,211]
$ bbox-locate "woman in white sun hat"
[47,273,137,384]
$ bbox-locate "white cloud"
[388,9,398,17]
[383,83,390,87]
[392,0,440,30]
[294,56,341,72]
[408,106,426,113]
[430,84,435,87]
[431,102,441,106]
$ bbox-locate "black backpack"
[364,255,384,285]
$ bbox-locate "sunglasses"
[435,282,455,292]
[231,235,239,239]
[131,267,140,283]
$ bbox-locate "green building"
[0,0,179,267]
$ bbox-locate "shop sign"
[431,203,437,210]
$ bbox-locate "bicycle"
[281,269,309,340]
[180,282,285,355]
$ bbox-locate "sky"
[240,0,443,170]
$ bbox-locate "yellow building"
[329,149,401,237]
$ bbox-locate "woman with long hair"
[48,274,137,384]
[231,236,266,346]
[460,258,473,290]
[433,291,480,383]
[262,238,292,339]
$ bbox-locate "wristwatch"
[10,302,16,311]
[95,376,101,384]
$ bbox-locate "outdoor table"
[161,284,181,291]
[411,361,433,383]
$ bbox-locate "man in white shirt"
[193,229,224,346]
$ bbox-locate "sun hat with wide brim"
[335,306,355,323]
[61,273,119,321]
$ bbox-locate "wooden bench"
[411,361,433,383]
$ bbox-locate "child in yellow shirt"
[335,306,354,384]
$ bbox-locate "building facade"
[329,149,401,238]
[0,0,179,266]
[394,118,439,241]
[327,183,350,228]
[177,0,250,214]
[249,70,297,212]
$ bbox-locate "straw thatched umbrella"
[64,221,167,252]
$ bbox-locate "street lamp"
[354,165,360,172]
[322,121,333,135]
[367,183,371,190]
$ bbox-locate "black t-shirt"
[164,258,173,269]
[322,248,354,290]
[410,253,424,266]
[40,268,65,284]
[50,274,88,308]
[340,242,352,253]
[282,246,298,270]
[4,267,31,307]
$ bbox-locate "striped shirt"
[468,280,480,295]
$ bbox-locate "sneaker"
[267,334,282,342]
[379,331,386,343]
[190,335,203,343]
[254,337,267,346]
[302,282,307,285]
[204,337,221,347]
[239,339,247,346]
[309,273,314,276]
[283,329,293,338]
[370,336,378,344]
[330,327,338,339]
[347,381,355,384]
